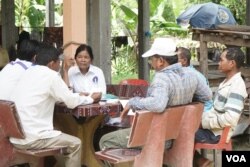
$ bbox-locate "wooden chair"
[163,102,204,167]
[119,79,149,86]
[106,84,148,98]
[95,102,203,167]
[0,100,67,167]
[194,126,232,167]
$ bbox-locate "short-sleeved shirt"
[0,59,32,100]
[128,63,212,112]
[68,64,106,94]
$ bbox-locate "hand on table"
[91,92,102,103]
[120,104,131,121]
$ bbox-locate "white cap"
[142,38,177,58]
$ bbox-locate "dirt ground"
[232,134,250,151]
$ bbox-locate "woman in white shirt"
[68,44,106,95]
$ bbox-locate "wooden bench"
[0,100,67,167]
[95,102,203,167]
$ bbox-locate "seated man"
[0,40,39,100]
[177,47,213,112]
[99,38,212,163]
[9,43,102,167]
[194,47,247,167]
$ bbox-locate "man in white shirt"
[10,43,102,167]
[0,40,39,100]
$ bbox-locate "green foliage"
[15,0,62,32]
[15,0,31,28]
[111,45,137,76]
[220,0,246,24]
[27,2,45,30]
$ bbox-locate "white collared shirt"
[0,59,33,100]
[9,65,94,145]
[68,64,106,94]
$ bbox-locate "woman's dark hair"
[224,47,245,68]
[17,31,30,50]
[75,44,94,61]
[18,39,40,61]
[36,43,60,66]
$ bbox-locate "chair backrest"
[133,103,203,167]
[0,100,25,139]
[119,79,149,86]
[106,84,148,98]
[0,100,67,167]
[128,104,189,147]
[163,102,204,167]
[0,100,25,167]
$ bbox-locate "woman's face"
[75,50,92,71]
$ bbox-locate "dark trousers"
[195,128,220,144]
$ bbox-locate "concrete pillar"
[46,0,55,27]
[87,0,111,84]
[63,0,87,59]
[1,0,18,52]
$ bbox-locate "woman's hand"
[79,92,90,96]
[91,92,102,103]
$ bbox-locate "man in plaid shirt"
[99,38,212,164]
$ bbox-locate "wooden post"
[246,0,250,65]
[45,0,55,27]
[1,0,18,54]
[199,34,208,78]
[138,0,150,81]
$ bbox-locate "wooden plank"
[203,34,250,47]
[192,28,250,36]
[193,32,250,47]
[199,34,208,78]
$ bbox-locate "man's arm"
[193,73,213,103]
[51,74,94,108]
[128,76,169,113]
[202,91,246,129]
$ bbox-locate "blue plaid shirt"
[128,63,212,112]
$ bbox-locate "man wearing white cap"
[99,38,212,164]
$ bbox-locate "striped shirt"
[128,63,212,112]
[202,72,247,141]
